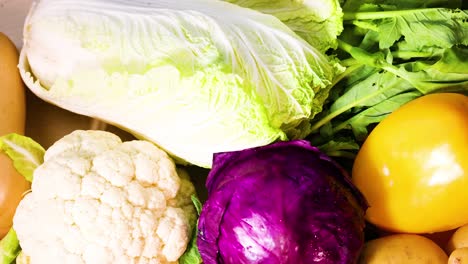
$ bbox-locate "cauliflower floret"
[13,130,197,264]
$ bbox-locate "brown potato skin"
[0,32,30,238]
[358,234,448,264]
[447,225,468,254]
[449,247,468,264]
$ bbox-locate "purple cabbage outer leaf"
[197,140,367,264]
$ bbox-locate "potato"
[447,224,468,254]
[0,32,30,238]
[358,234,448,263]
[449,247,468,264]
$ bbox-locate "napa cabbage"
[20,0,341,168]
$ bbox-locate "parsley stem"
[310,83,391,133]
[337,40,418,89]
[391,50,439,59]
[343,8,437,20]
[325,150,357,159]
[329,63,362,88]
[337,39,353,54]
[340,58,358,67]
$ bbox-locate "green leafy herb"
[310,0,468,157]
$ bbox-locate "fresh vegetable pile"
[0,0,467,263]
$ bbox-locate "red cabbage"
[197,140,367,264]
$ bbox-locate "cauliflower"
[12,130,197,264]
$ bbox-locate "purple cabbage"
[197,140,367,264]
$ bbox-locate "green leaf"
[335,91,421,140]
[191,195,203,216]
[343,65,377,86]
[179,239,202,264]
[358,29,380,50]
[339,42,468,93]
[346,8,468,50]
[223,0,344,52]
[392,47,468,93]
[431,46,468,74]
[392,8,468,50]
[319,139,360,151]
[377,17,401,48]
[320,0,467,157]
[309,66,423,143]
[330,70,415,113]
[317,139,359,159]
[0,134,45,182]
[311,67,418,139]
[342,0,462,12]
[179,195,203,264]
[0,229,21,264]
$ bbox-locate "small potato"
[358,234,448,263]
[449,247,468,264]
[447,225,468,254]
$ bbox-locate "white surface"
[0,0,34,48]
